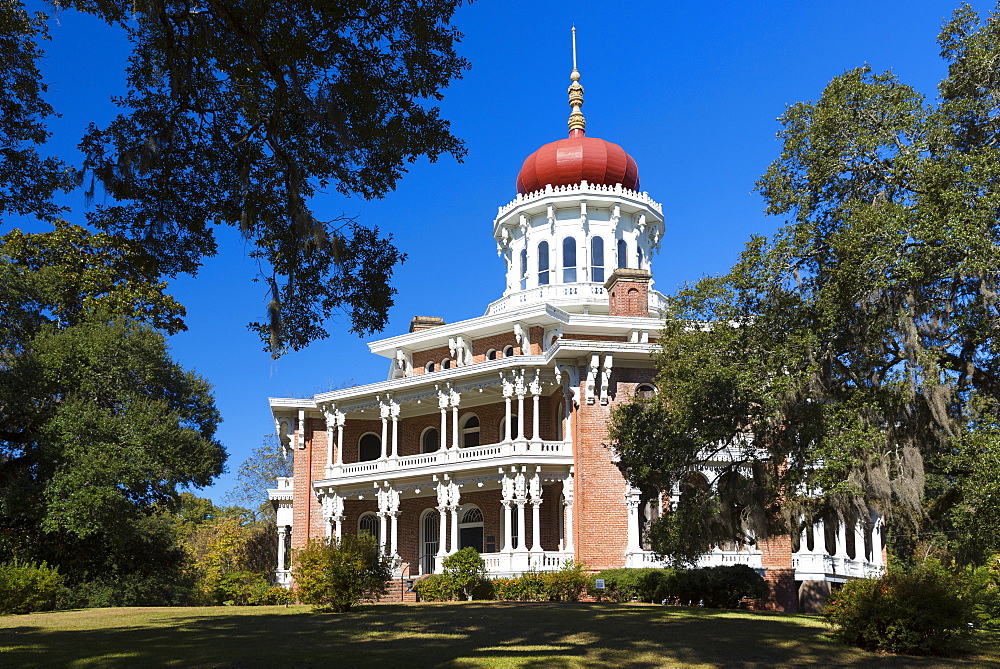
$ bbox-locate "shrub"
[698,565,768,608]
[414,574,457,602]
[543,560,593,601]
[0,560,64,614]
[825,561,974,655]
[597,568,664,602]
[293,534,392,612]
[246,581,295,606]
[965,556,1000,630]
[442,547,486,601]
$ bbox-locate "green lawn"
[1,602,997,668]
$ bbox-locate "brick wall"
[605,268,652,318]
[760,535,797,612]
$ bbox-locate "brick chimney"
[409,316,446,333]
[604,269,652,317]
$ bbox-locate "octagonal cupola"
[488,30,665,317]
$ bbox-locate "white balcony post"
[379,398,389,460]
[515,500,527,551]
[501,502,513,552]
[324,405,335,468]
[530,369,541,444]
[388,487,400,557]
[563,469,575,552]
[529,468,542,552]
[625,487,642,553]
[438,390,448,452]
[276,525,288,573]
[836,520,848,559]
[516,371,526,441]
[335,410,345,466]
[872,518,883,567]
[501,469,514,552]
[450,389,460,450]
[436,480,450,560]
[449,481,461,554]
[378,512,388,554]
[390,400,400,459]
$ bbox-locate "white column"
[529,469,542,552]
[625,487,642,553]
[437,506,449,557]
[530,369,541,443]
[439,394,448,451]
[324,406,335,467]
[872,518,883,567]
[379,399,389,460]
[501,502,513,552]
[563,469,575,552]
[388,487,400,557]
[449,481,461,554]
[450,389,460,449]
[516,373,526,441]
[334,516,343,541]
[335,411,345,466]
[563,388,574,446]
[501,470,514,552]
[390,400,400,459]
[276,526,287,572]
[854,519,867,562]
[835,520,848,558]
[515,501,527,551]
[379,513,388,553]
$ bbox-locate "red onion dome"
[515,133,640,195]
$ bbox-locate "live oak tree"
[611,2,1000,566]
[0,223,226,596]
[2,0,469,355]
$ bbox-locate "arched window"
[591,236,605,283]
[635,383,657,399]
[503,345,514,357]
[499,415,519,442]
[537,241,550,285]
[359,512,380,545]
[426,361,436,373]
[421,427,439,454]
[459,505,484,552]
[420,510,438,575]
[359,433,381,462]
[486,349,498,361]
[562,236,577,283]
[617,239,628,269]
[441,358,452,370]
[519,248,528,290]
[460,414,480,448]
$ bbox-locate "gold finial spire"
[568,26,585,137]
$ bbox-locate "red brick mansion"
[267,55,885,613]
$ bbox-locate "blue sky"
[11,0,996,503]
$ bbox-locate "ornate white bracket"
[600,353,614,405]
[585,353,600,405]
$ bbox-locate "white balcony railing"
[325,439,572,482]
[480,550,575,575]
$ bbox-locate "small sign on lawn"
[594,579,605,590]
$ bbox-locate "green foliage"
[0,560,64,614]
[825,561,975,655]
[0,226,225,602]
[491,571,547,602]
[611,3,1000,566]
[414,574,457,602]
[224,436,293,520]
[441,547,487,601]
[964,556,1000,629]
[2,0,470,354]
[182,509,277,606]
[293,535,392,612]
[593,568,662,603]
[593,567,768,608]
[541,561,594,602]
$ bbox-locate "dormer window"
[617,239,628,269]
[562,237,577,283]
[426,361,436,373]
